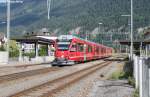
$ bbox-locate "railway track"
[10,61,112,97]
[0,67,60,84]
[13,62,53,68]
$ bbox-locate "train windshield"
[57,42,70,51]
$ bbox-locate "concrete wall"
[31,56,54,64]
[133,55,149,97]
[0,52,8,64]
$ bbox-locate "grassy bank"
[109,61,139,97]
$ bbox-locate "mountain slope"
[0,0,149,36]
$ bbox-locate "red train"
[52,35,113,66]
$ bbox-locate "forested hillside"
[0,0,149,36]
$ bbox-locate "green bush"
[128,76,135,87]
[39,45,48,56]
[110,71,123,80]
[133,89,139,97]
[110,70,135,87]
[9,48,19,58]
[9,40,19,58]
[0,45,6,51]
[23,52,35,58]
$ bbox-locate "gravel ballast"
[53,62,135,97]
[53,62,118,97]
[0,60,104,97]
[89,80,134,97]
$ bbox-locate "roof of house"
[25,31,51,37]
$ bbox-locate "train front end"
[52,35,75,66]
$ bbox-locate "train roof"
[58,35,112,48]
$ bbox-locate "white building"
[21,32,57,54]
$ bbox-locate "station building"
[13,31,57,62]
[0,32,7,47]
[119,27,150,56]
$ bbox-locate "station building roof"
[12,36,57,45]
[119,39,150,49]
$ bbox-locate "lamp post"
[121,14,131,56]
[121,0,134,60]
[98,23,103,44]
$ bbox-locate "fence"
[133,55,149,97]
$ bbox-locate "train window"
[96,47,99,53]
[57,42,70,51]
[57,44,70,50]
[88,45,92,53]
[57,39,72,42]
[70,44,77,52]
[78,44,84,52]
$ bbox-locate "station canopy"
[119,39,150,47]
[12,32,57,45]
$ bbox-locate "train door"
[99,46,102,58]
[69,42,77,61]
[102,47,104,57]
[94,45,97,59]
[101,48,103,57]
[87,44,93,61]
[96,46,99,59]
[77,43,84,62]
[106,48,108,57]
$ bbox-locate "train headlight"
[61,55,64,58]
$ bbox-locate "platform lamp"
[121,0,134,60]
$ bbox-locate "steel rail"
[10,61,112,97]
[0,67,60,84]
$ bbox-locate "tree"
[39,45,48,56]
[9,40,19,58]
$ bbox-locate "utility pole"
[6,0,23,63]
[47,0,52,20]
[130,0,134,60]
[7,0,10,62]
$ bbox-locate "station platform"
[0,56,54,67]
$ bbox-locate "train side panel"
[52,35,113,66]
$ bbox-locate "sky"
[0,0,24,3]
[0,0,6,3]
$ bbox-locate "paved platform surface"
[0,56,54,67]
[90,80,134,97]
